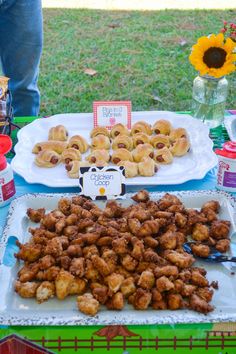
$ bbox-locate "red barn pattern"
[0,334,55,354]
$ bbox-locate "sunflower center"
[203,47,227,68]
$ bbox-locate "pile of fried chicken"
[14,191,230,316]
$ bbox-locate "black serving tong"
[183,241,236,263]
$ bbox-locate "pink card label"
[1,179,15,201]
[93,101,131,129]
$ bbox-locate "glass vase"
[192,75,228,130]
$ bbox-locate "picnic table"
[0,112,236,354]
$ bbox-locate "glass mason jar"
[192,75,228,129]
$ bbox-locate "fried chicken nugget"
[152,288,162,302]
[154,265,179,279]
[128,218,141,234]
[44,237,63,257]
[55,218,66,234]
[215,239,230,253]
[131,238,144,261]
[18,262,40,282]
[67,244,82,257]
[36,281,55,303]
[55,270,74,300]
[138,270,155,290]
[191,270,209,287]
[201,200,220,213]
[91,282,109,304]
[121,254,138,272]
[106,292,124,310]
[106,273,124,293]
[181,284,197,297]
[15,280,39,298]
[85,259,101,282]
[132,288,152,310]
[197,287,214,303]
[174,212,187,228]
[191,243,210,258]
[158,193,182,210]
[144,236,159,249]
[91,255,111,276]
[189,294,214,314]
[132,190,150,203]
[77,293,100,316]
[121,277,136,298]
[15,242,42,263]
[36,266,60,281]
[159,231,177,250]
[192,223,209,241]
[152,299,167,310]
[58,198,71,215]
[69,258,85,277]
[27,208,45,223]
[210,220,230,240]
[167,293,183,310]
[144,249,168,265]
[138,220,159,237]
[68,278,87,295]
[164,250,195,268]
[156,276,174,292]
[112,238,129,255]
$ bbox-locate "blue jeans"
[0,0,43,116]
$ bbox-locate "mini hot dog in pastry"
[170,138,190,156]
[65,161,91,178]
[150,134,170,149]
[86,149,110,164]
[132,143,154,162]
[131,121,152,136]
[112,135,133,151]
[68,135,89,153]
[138,157,158,176]
[48,125,68,141]
[132,133,150,147]
[153,147,173,164]
[152,120,172,135]
[110,123,129,139]
[32,141,68,154]
[61,148,82,164]
[117,160,139,178]
[111,148,133,164]
[91,134,110,150]
[169,128,188,142]
[90,127,110,138]
[35,150,61,168]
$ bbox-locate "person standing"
[0,0,43,117]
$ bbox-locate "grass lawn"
[39,8,236,116]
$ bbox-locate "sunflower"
[189,33,236,78]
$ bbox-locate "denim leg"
[0,0,43,116]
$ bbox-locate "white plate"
[11,111,217,187]
[0,190,236,326]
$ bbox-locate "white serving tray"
[11,111,218,187]
[0,190,236,326]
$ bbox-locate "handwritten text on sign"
[93,101,131,129]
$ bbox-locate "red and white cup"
[215,141,236,192]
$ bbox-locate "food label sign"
[93,100,131,129]
[79,165,126,200]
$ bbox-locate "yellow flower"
[189,33,236,78]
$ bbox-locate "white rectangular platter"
[11,111,218,187]
[0,190,236,326]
